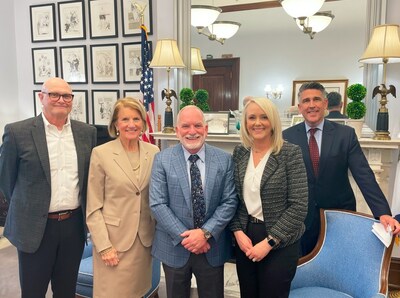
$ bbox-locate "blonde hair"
[240,97,283,154]
[108,97,147,138]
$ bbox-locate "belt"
[48,207,81,221]
[249,215,264,224]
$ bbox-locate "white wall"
[0,0,18,137]
[0,0,174,142]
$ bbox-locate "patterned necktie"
[189,154,206,228]
[309,128,320,176]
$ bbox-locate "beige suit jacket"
[86,139,159,253]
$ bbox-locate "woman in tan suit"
[86,98,159,297]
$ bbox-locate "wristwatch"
[201,229,212,240]
[267,235,278,248]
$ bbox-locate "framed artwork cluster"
[30,0,153,125]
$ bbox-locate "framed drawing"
[71,90,89,123]
[203,112,230,135]
[122,42,142,83]
[292,79,349,113]
[121,0,153,36]
[58,0,86,40]
[33,90,42,116]
[32,47,57,85]
[90,44,119,84]
[30,3,56,42]
[60,45,87,83]
[123,90,143,101]
[89,0,118,38]
[92,90,119,125]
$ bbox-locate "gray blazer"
[0,115,96,253]
[150,143,238,268]
[229,142,308,248]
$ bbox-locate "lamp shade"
[359,24,400,64]
[296,11,334,33]
[280,0,325,18]
[149,39,185,69]
[191,5,222,28]
[191,47,206,75]
[208,21,241,39]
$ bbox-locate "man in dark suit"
[150,105,238,298]
[325,91,348,119]
[283,81,400,256]
[0,77,96,298]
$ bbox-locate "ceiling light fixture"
[296,11,335,39]
[191,5,241,45]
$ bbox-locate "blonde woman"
[229,97,308,298]
[86,98,159,297]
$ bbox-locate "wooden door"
[193,57,240,111]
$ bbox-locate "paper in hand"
[372,222,392,248]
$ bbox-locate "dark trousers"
[162,253,224,298]
[300,207,320,257]
[18,212,85,298]
[235,222,300,298]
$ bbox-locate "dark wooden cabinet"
[193,57,240,111]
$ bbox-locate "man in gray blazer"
[0,77,96,298]
[150,105,238,298]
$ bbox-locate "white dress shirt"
[42,114,80,212]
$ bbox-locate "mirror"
[190,0,367,113]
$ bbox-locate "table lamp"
[150,39,185,133]
[359,24,400,140]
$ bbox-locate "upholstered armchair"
[76,243,160,298]
[290,209,394,298]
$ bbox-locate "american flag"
[140,24,155,144]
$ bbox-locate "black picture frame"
[122,42,141,83]
[58,0,86,40]
[121,0,153,36]
[33,90,41,116]
[88,0,118,39]
[71,90,89,123]
[92,90,120,125]
[90,44,119,84]
[60,45,88,84]
[32,47,58,85]
[30,3,56,42]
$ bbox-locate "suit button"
[136,192,140,195]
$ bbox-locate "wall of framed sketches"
[29,0,153,125]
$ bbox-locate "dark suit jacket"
[283,120,391,228]
[0,115,96,253]
[229,142,308,248]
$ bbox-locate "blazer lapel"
[138,141,151,189]
[296,122,315,180]
[112,139,140,190]
[319,120,335,176]
[71,121,87,193]
[260,153,279,189]
[32,116,51,186]
[204,145,218,212]
[172,145,191,208]
[236,146,250,198]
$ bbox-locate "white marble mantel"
[151,132,400,215]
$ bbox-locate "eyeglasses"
[42,92,74,102]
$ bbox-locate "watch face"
[268,238,276,247]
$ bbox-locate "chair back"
[290,209,394,297]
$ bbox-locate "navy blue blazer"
[283,120,391,228]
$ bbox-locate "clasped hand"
[101,247,119,267]
[234,230,272,262]
[181,229,210,254]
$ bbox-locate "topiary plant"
[346,83,367,119]
[179,87,194,109]
[194,89,210,112]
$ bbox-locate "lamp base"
[163,110,175,134]
[374,111,390,140]
[373,131,391,140]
